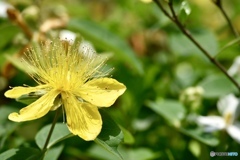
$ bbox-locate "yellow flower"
[4,40,126,141]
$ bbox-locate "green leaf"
[124,147,161,160]
[217,37,240,56]
[95,110,124,160]
[0,106,19,149]
[16,94,40,105]
[169,30,218,57]
[180,1,191,15]
[0,24,20,50]
[146,99,186,126]
[179,1,191,23]
[88,146,161,160]
[4,54,29,75]
[198,74,238,98]
[35,123,73,149]
[67,19,143,75]
[0,106,17,122]
[119,126,135,145]
[43,145,64,160]
[180,128,219,146]
[87,144,122,160]
[0,147,41,160]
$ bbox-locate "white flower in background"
[59,30,95,57]
[79,40,96,56]
[228,56,240,76]
[59,30,76,44]
[0,1,13,18]
[196,94,240,143]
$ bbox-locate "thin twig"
[153,0,240,92]
[42,108,61,151]
[212,0,239,38]
[154,0,174,21]
[7,8,33,40]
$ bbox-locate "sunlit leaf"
[119,126,135,145]
[180,128,219,146]
[179,1,191,23]
[67,19,143,75]
[43,145,64,160]
[180,1,191,15]
[124,147,161,160]
[95,110,124,160]
[140,0,152,4]
[198,74,238,98]
[217,37,240,56]
[146,99,186,126]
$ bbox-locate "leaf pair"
[0,110,124,160]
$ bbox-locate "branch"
[7,8,33,40]
[212,0,239,38]
[154,0,174,21]
[153,0,240,92]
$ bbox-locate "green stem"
[42,108,61,151]
[213,0,239,38]
[153,0,240,93]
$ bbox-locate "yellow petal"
[8,90,59,122]
[62,92,102,141]
[76,78,126,107]
[4,85,48,98]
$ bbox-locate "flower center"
[224,112,233,126]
